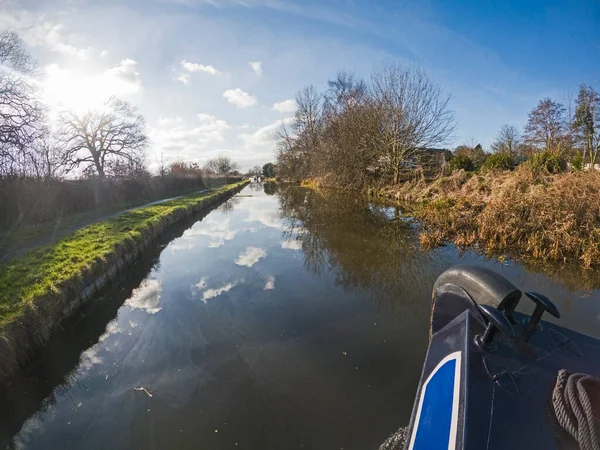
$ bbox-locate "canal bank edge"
[0,181,248,379]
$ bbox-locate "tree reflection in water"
[277,186,449,314]
[263,182,277,195]
[216,196,241,213]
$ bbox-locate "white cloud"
[249,61,262,76]
[236,246,266,267]
[176,74,191,85]
[180,59,220,75]
[239,117,291,154]
[272,99,297,114]
[148,114,230,161]
[125,278,162,314]
[101,50,109,57]
[103,58,142,89]
[53,42,93,59]
[223,88,257,108]
[0,11,94,59]
[281,239,302,250]
[264,275,275,290]
[158,116,184,126]
[201,281,239,303]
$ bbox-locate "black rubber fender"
[430,265,522,336]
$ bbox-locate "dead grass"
[394,167,600,268]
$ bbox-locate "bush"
[482,152,514,171]
[527,151,567,174]
[449,155,474,172]
[571,153,583,171]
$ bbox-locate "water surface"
[2,183,600,449]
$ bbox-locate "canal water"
[2,183,600,449]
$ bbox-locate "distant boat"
[404,265,600,450]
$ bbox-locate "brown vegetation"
[279,64,600,270]
[382,167,600,268]
[276,65,455,187]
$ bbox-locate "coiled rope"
[549,369,600,450]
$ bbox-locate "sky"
[1,0,599,172]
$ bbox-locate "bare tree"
[319,72,381,186]
[157,152,170,178]
[275,121,302,181]
[523,98,567,152]
[322,71,368,118]
[574,84,600,167]
[371,63,455,184]
[203,155,239,175]
[490,125,522,157]
[57,97,147,178]
[0,31,45,176]
[291,85,322,178]
[28,135,66,179]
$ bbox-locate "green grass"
[0,185,223,255]
[0,182,246,324]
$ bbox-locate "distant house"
[368,147,451,175]
[405,147,452,170]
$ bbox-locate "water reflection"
[216,196,241,213]
[125,277,162,313]
[235,246,267,267]
[278,187,447,314]
[263,182,277,195]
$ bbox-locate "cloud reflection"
[183,216,237,248]
[98,321,122,342]
[126,278,162,314]
[236,246,266,267]
[195,276,209,289]
[79,347,103,373]
[281,239,302,250]
[201,281,239,303]
[264,275,275,290]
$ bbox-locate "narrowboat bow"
[403,265,600,450]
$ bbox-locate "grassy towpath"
[0,188,215,264]
[0,182,246,325]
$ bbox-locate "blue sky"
[2,0,599,171]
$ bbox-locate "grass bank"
[0,181,248,378]
[376,167,600,269]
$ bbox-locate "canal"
[2,183,600,449]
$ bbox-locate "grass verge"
[0,181,247,377]
[0,183,231,257]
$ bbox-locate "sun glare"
[42,61,141,115]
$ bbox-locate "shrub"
[482,152,514,171]
[571,153,583,171]
[449,155,474,172]
[527,151,567,174]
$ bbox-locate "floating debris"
[134,387,153,398]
